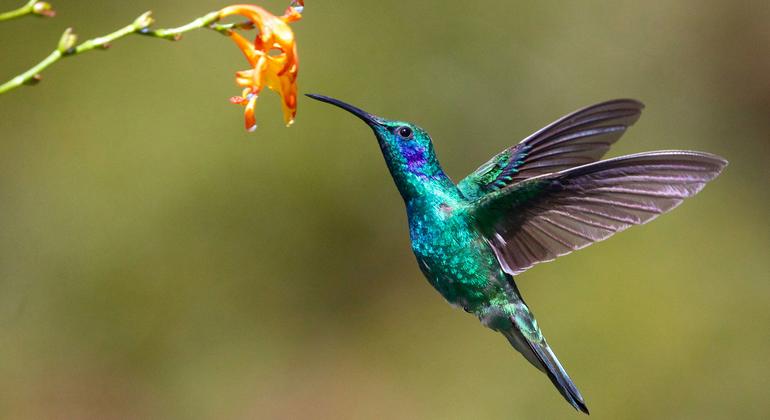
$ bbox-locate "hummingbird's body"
[406,177,498,311]
[308,94,727,414]
[370,117,510,312]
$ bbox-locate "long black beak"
[306,94,383,127]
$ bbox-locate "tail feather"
[504,322,589,414]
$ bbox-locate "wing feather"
[458,99,645,200]
[471,151,727,275]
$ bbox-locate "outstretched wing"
[470,151,727,276]
[458,99,645,200]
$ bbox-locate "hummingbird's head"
[306,94,446,199]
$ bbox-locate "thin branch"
[139,11,254,40]
[0,0,55,21]
[0,10,250,94]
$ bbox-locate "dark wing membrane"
[458,99,645,200]
[470,151,727,276]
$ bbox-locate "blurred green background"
[1,0,768,418]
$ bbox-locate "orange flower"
[220,1,303,131]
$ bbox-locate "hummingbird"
[307,94,726,414]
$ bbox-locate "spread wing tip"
[476,149,727,276]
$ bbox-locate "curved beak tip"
[305,93,381,127]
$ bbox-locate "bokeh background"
[1,0,768,418]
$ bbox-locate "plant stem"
[141,11,226,40]
[0,0,36,21]
[0,0,53,21]
[0,10,248,94]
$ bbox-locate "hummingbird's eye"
[396,126,413,139]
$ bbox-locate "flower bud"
[32,1,55,17]
[57,27,77,53]
[133,11,154,29]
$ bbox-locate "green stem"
[2,50,60,90]
[0,0,54,21]
[0,0,37,21]
[139,11,232,40]
[0,9,245,94]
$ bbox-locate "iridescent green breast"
[408,203,505,311]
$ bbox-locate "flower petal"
[244,94,258,132]
[219,2,302,131]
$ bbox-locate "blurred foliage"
[0,0,768,419]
